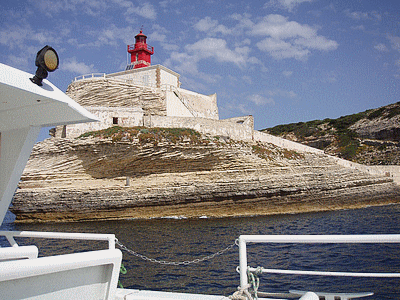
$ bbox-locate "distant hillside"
[262,102,400,165]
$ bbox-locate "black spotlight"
[30,45,59,86]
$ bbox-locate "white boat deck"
[116,289,230,300]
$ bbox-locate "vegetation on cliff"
[78,126,202,145]
[14,126,400,222]
[77,126,303,162]
[263,101,400,165]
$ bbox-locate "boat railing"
[238,234,400,290]
[0,230,116,250]
[0,231,121,300]
[74,73,106,81]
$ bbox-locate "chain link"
[115,238,237,266]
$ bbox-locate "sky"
[1,0,399,133]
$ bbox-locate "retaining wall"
[253,130,400,185]
[253,130,324,154]
[58,106,144,138]
[145,115,254,142]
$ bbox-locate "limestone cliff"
[264,101,400,164]
[11,127,400,222]
[66,78,167,116]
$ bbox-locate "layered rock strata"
[11,132,400,222]
[66,78,167,115]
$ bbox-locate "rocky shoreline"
[11,129,400,223]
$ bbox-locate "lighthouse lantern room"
[127,30,154,70]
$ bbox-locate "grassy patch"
[77,126,202,145]
[252,144,274,160]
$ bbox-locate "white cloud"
[164,36,261,86]
[294,35,338,51]
[248,89,297,106]
[282,70,293,77]
[0,25,60,49]
[344,10,382,21]
[193,17,232,35]
[242,75,252,84]
[136,2,157,20]
[61,57,96,74]
[224,102,254,116]
[257,38,310,60]
[248,94,275,106]
[265,0,314,12]
[194,17,218,32]
[185,38,250,66]
[266,89,297,99]
[387,34,400,52]
[229,13,254,31]
[165,51,199,75]
[6,55,29,69]
[149,31,166,43]
[251,14,338,60]
[84,25,135,48]
[149,25,179,51]
[321,71,337,83]
[374,43,389,52]
[124,0,157,23]
[29,0,109,16]
[251,15,315,39]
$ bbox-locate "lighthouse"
[127,30,154,70]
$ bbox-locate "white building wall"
[110,69,157,87]
[61,106,144,138]
[106,65,180,89]
[253,130,324,154]
[146,115,254,142]
[159,69,179,88]
[165,91,194,118]
[177,88,219,120]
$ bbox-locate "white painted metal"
[0,63,98,226]
[0,63,124,300]
[238,234,400,290]
[238,237,248,288]
[239,234,400,244]
[0,245,38,262]
[0,230,121,299]
[0,127,41,225]
[116,289,230,300]
[290,290,373,300]
[0,230,117,249]
[0,63,98,132]
[0,249,122,299]
[298,292,319,300]
[248,267,400,278]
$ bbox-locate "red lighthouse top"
[127,30,154,69]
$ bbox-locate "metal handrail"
[238,234,400,289]
[0,230,116,250]
[128,44,154,53]
[74,73,106,81]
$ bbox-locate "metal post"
[238,236,248,289]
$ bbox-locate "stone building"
[56,30,244,139]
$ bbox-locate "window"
[113,117,118,125]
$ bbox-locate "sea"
[1,204,400,299]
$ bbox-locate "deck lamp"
[30,45,59,86]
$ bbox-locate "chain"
[115,238,237,266]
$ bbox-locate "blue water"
[2,204,400,299]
